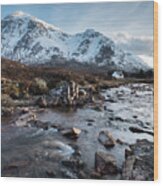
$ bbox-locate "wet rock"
[87,123,93,126]
[131,90,136,94]
[104,107,113,112]
[62,157,84,169]
[78,170,88,179]
[28,119,58,130]
[36,96,47,108]
[21,107,29,114]
[79,89,87,97]
[49,86,63,97]
[86,119,95,122]
[104,99,112,102]
[46,170,56,177]
[51,80,80,106]
[75,150,82,157]
[49,81,94,107]
[86,119,95,126]
[98,130,116,147]
[92,106,103,112]
[91,171,102,179]
[118,97,125,101]
[146,122,151,126]
[135,120,145,127]
[102,174,122,180]
[125,148,133,159]
[61,169,78,179]
[48,97,61,107]
[116,138,125,145]
[114,116,125,122]
[4,160,29,169]
[29,120,49,130]
[95,151,118,175]
[49,80,98,107]
[129,126,154,136]
[122,139,154,180]
[122,155,136,180]
[106,94,110,98]
[2,160,29,177]
[61,156,86,179]
[132,115,138,119]
[49,123,59,129]
[108,117,114,121]
[61,127,81,139]
[14,112,37,127]
[106,98,117,103]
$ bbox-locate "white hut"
[112,71,124,79]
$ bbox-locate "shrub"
[29,78,48,95]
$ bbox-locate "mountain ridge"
[1,11,150,73]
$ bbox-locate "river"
[1,83,154,178]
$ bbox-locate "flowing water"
[1,83,154,178]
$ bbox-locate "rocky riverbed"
[1,83,154,180]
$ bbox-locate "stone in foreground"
[95,151,118,175]
[98,130,116,147]
[61,127,81,139]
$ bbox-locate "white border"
[1,0,162,186]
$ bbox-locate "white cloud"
[109,32,153,68]
[112,32,153,56]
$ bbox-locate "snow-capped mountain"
[1,11,150,72]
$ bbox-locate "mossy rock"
[1,94,15,107]
[29,78,48,95]
[2,82,20,99]
[10,85,20,99]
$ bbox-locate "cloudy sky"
[1,1,154,67]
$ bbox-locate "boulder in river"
[98,130,116,147]
[62,157,84,170]
[122,139,154,180]
[36,96,47,108]
[116,138,125,145]
[61,127,81,139]
[129,126,154,136]
[122,155,136,180]
[95,151,118,175]
[21,107,30,114]
[14,112,37,127]
[92,106,103,112]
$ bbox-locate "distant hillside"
[2,11,151,73]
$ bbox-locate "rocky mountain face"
[1,11,150,73]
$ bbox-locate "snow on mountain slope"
[2,11,69,63]
[1,11,150,73]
